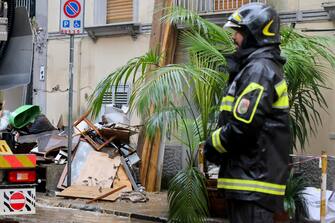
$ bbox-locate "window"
[107,0,133,23]
[214,0,250,11]
[94,0,138,25]
[174,0,266,13]
[103,85,130,108]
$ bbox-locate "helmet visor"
[223,21,241,29]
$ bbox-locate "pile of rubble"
[0,104,147,204]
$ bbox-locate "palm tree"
[89,6,335,222]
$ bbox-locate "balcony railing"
[16,0,35,17]
[173,0,267,14]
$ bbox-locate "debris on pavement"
[303,187,335,223]
[119,191,148,203]
[86,185,128,204]
[0,105,145,204]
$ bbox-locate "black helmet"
[224,3,280,46]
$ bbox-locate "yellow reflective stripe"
[16,155,35,168]
[220,105,232,112]
[0,156,11,168]
[0,140,12,154]
[217,178,286,196]
[220,96,234,112]
[219,178,286,189]
[273,80,289,109]
[218,185,285,196]
[233,82,264,124]
[273,95,289,109]
[262,19,275,37]
[211,128,226,153]
[222,95,234,103]
[275,80,287,96]
[232,11,242,22]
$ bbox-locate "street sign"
[9,192,26,211]
[60,0,84,34]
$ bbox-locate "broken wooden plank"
[58,185,131,201]
[145,131,161,192]
[113,165,132,189]
[86,185,127,204]
[74,151,121,188]
[139,0,176,192]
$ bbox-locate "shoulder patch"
[237,98,250,115]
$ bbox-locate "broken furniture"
[73,111,116,151]
[55,111,143,203]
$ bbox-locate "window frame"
[94,0,139,25]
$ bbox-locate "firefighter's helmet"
[224,3,280,46]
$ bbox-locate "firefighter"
[204,3,291,222]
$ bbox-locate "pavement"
[37,192,169,222]
[0,206,154,223]
[35,192,227,223]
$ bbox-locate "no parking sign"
[60,0,85,34]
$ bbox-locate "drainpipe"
[76,37,83,118]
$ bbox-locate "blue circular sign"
[64,0,81,18]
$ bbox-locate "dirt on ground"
[0,206,155,223]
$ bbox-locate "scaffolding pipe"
[320,151,327,223]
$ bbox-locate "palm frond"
[89,50,161,118]
[281,27,335,149]
[284,171,309,220]
[180,31,227,69]
[168,166,209,223]
[162,6,210,35]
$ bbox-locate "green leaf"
[168,167,209,223]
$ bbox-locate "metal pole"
[320,151,328,223]
[67,34,74,186]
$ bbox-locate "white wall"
[139,0,155,24]
[294,21,335,156]
[269,0,324,11]
[46,34,151,125]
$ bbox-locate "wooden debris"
[86,185,127,204]
[73,111,116,151]
[74,151,121,188]
[139,0,177,192]
[113,165,132,189]
[58,185,131,202]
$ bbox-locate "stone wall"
[293,157,335,190]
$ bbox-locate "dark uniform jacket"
[205,45,291,212]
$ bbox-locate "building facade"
[38,0,154,125]
[33,0,334,157]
